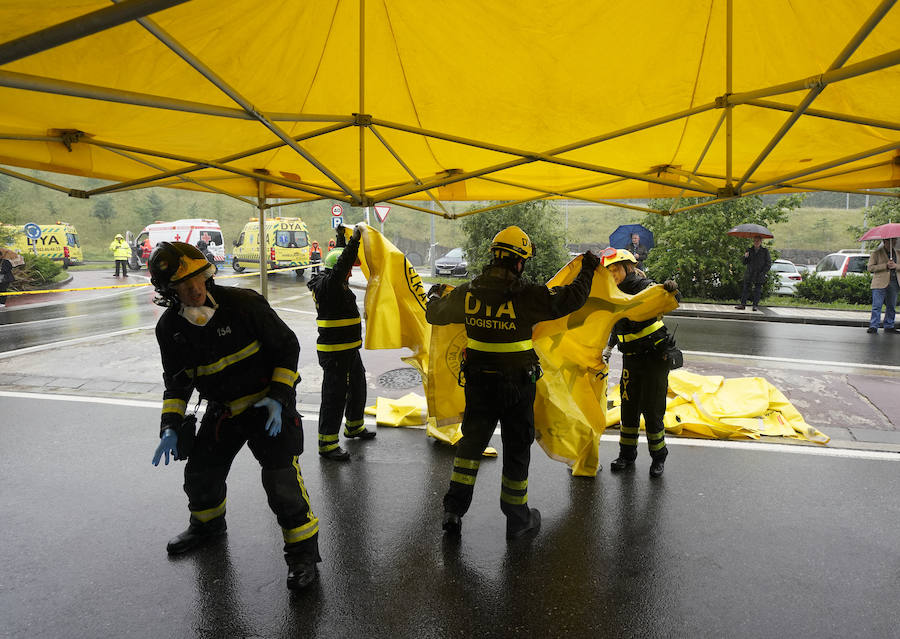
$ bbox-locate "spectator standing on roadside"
[0,253,13,308]
[866,238,900,334]
[735,235,771,311]
[626,233,649,271]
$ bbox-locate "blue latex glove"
[152,428,178,466]
[254,397,282,437]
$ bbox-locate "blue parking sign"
[24,222,41,239]
[331,216,343,229]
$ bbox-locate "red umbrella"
[859,223,900,241]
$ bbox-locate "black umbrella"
[727,223,773,239]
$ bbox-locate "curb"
[669,307,868,328]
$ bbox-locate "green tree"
[848,191,900,248]
[460,200,568,284]
[91,198,117,232]
[135,191,166,228]
[642,195,801,299]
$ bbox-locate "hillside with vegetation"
[0,167,883,262]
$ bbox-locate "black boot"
[650,459,665,478]
[319,446,350,461]
[610,457,635,472]
[345,427,376,440]
[442,512,462,537]
[166,517,227,554]
[286,561,318,590]
[506,508,541,540]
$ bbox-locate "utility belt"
[459,353,543,387]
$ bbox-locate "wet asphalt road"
[3,394,900,639]
[2,269,898,368]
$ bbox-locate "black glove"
[427,283,446,301]
[581,250,600,271]
[351,224,362,242]
[663,279,678,292]
[335,225,347,248]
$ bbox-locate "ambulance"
[128,219,226,269]
[1,221,83,267]
[231,217,311,279]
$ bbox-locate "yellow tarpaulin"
[356,224,677,476]
[0,1,897,207]
[605,369,829,444]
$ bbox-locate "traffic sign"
[374,205,390,223]
[331,204,343,217]
[23,223,41,240]
[331,216,344,229]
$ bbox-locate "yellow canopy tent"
[0,0,897,220]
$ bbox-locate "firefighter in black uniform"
[307,224,376,462]
[600,248,679,478]
[426,226,600,539]
[149,241,320,591]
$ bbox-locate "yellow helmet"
[600,247,637,268]
[490,225,534,259]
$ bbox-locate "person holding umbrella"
[730,224,772,312]
[862,223,900,334]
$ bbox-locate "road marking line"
[0,325,155,360]
[2,390,897,461]
[0,314,88,327]
[682,349,900,372]
[272,307,317,315]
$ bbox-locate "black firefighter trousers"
[443,370,536,529]
[618,352,669,462]
[317,348,367,453]
[183,404,320,567]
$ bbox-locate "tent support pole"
[0,165,72,195]
[131,11,361,203]
[736,0,897,190]
[257,181,268,299]
[369,101,717,200]
[369,125,449,216]
[359,0,367,216]
[725,0,733,190]
[0,0,190,66]
[82,125,350,197]
[477,175,661,215]
[0,70,346,123]
[102,146,256,205]
[670,111,728,213]
[747,99,900,132]
[742,141,900,195]
[782,159,895,187]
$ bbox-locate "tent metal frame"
[0,0,898,292]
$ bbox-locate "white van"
[128,219,226,269]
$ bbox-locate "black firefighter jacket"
[155,284,300,433]
[608,271,673,355]
[306,235,362,352]
[426,261,595,372]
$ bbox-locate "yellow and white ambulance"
[1,221,83,267]
[231,217,311,279]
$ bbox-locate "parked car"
[434,247,468,277]
[814,250,870,280]
[770,259,802,295]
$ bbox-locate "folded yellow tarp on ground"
[606,369,829,444]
